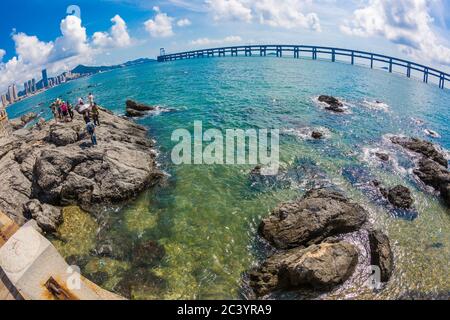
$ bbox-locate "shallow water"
[9,57,450,299]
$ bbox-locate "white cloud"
[0,15,94,93]
[0,49,5,62]
[12,33,53,65]
[144,7,175,38]
[205,0,321,31]
[93,15,132,48]
[206,0,253,22]
[190,35,243,46]
[177,18,192,27]
[341,0,450,65]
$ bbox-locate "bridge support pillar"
[312,48,317,60]
[439,73,445,89]
[276,46,282,57]
[351,51,354,65]
[245,47,252,57]
[294,47,300,59]
[389,58,393,73]
[407,63,411,78]
[370,54,374,69]
[332,49,335,62]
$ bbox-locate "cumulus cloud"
[0,49,5,61]
[93,15,132,48]
[206,0,253,22]
[144,6,175,38]
[177,18,192,27]
[341,0,450,65]
[190,35,243,46]
[205,0,321,31]
[0,14,94,93]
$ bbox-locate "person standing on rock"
[92,103,100,126]
[86,121,97,146]
[50,103,58,123]
[88,93,95,106]
[67,102,74,121]
[60,102,69,122]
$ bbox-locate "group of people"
[50,92,100,146]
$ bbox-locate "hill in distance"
[71,58,156,75]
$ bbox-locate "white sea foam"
[362,99,390,112]
[281,126,332,140]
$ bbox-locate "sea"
[7,56,450,300]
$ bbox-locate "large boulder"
[49,126,79,146]
[259,189,367,249]
[391,136,448,168]
[368,230,394,282]
[23,199,62,233]
[414,158,450,190]
[249,242,358,296]
[381,185,414,209]
[125,100,157,117]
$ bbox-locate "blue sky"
[1,0,450,93]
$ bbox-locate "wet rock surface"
[311,131,323,139]
[0,108,163,227]
[318,95,345,113]
[125,100,155,117]
[259,188,368,249]
[368,230,394,282]
[391,136,450,207]
[380,185,414,209]
[249,242,358,296]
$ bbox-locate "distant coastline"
[5,58,156,108]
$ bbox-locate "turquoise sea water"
[8,57,450,299]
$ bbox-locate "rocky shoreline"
[0,106,163,233]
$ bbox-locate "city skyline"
[1,0,450,95]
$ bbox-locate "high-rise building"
[42,69,49,88]
[12,84,18,101]
[1,95,7,107]
[7,86,14,103]
[32,78,36,92]
[28,80,33,94]
[24,82,29,95]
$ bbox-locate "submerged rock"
[20,112,38,124]
[132,240,165,267]
[318,95,345,113]
[375,152,390,162]
[380,185,414,209]
[259,188,367,249]
[368,230,394,282]
[249,242,358,296]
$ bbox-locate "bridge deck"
[157,45,449,90]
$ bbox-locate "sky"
[1,0,450,93]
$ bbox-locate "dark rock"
[414,158,450,190]
[318,95,345,113]
[440,184,450,207]
[375,152,390,162]
[23,199,62,233]
[382,185,414,209]
[391,136,448,168]
[125,108,145,118]
[368,230,394,282]
[126,100,155,111]
[259,188,367,249]
[114,268,166,299]
[132,240,165,267]
[65,255,90,269]
[87,271,109,286]
[311,131,323,139]
[249,242,358,296]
